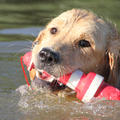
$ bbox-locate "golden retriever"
[30,9,120,97]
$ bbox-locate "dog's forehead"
[48,9,98,29]
[46,9,105,40]
[45,10,98,43]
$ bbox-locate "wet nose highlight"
[39,47,59,65]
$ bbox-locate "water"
[0,0,120,119]
[0,27,44,36]
[0,27,120,120]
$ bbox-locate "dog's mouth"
[36,69,55,82]
[31,46,76,93]
[31,69,66,93]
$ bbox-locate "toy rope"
[20,56,31,88]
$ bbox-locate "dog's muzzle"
[39,47,59,66]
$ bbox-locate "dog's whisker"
[31,33,37,39]
[16,48,32,54]
[13,48,32,60]
[7,44,15,48]
[7,43,32,49]
[24,38,34,44]
[38,18,52,26]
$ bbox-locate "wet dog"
[31,9,120,97]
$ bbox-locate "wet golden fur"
[31,9,120,95]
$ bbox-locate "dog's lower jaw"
[31,76,52,93]
[31,76,66,93]
[31,76,76,97]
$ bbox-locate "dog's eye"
[50,28,57,34]
[79,40,91,47]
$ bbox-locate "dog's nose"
[39,47,59,65]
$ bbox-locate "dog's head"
[32,9,120,88]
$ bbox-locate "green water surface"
[0,0,120,120]
[0,0,120,41]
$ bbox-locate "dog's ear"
[107,24,120,88]
[32,30,45,48]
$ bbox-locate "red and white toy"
[21,52,120,103]
[59,70,120,102]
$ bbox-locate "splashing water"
[16,84,120,120]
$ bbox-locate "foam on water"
[17,85,120,120]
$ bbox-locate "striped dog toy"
[59,70,120,102]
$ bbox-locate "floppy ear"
[107,24,120,88]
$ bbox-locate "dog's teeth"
[37,69,43,72]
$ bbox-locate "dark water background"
[0,0,120,120]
